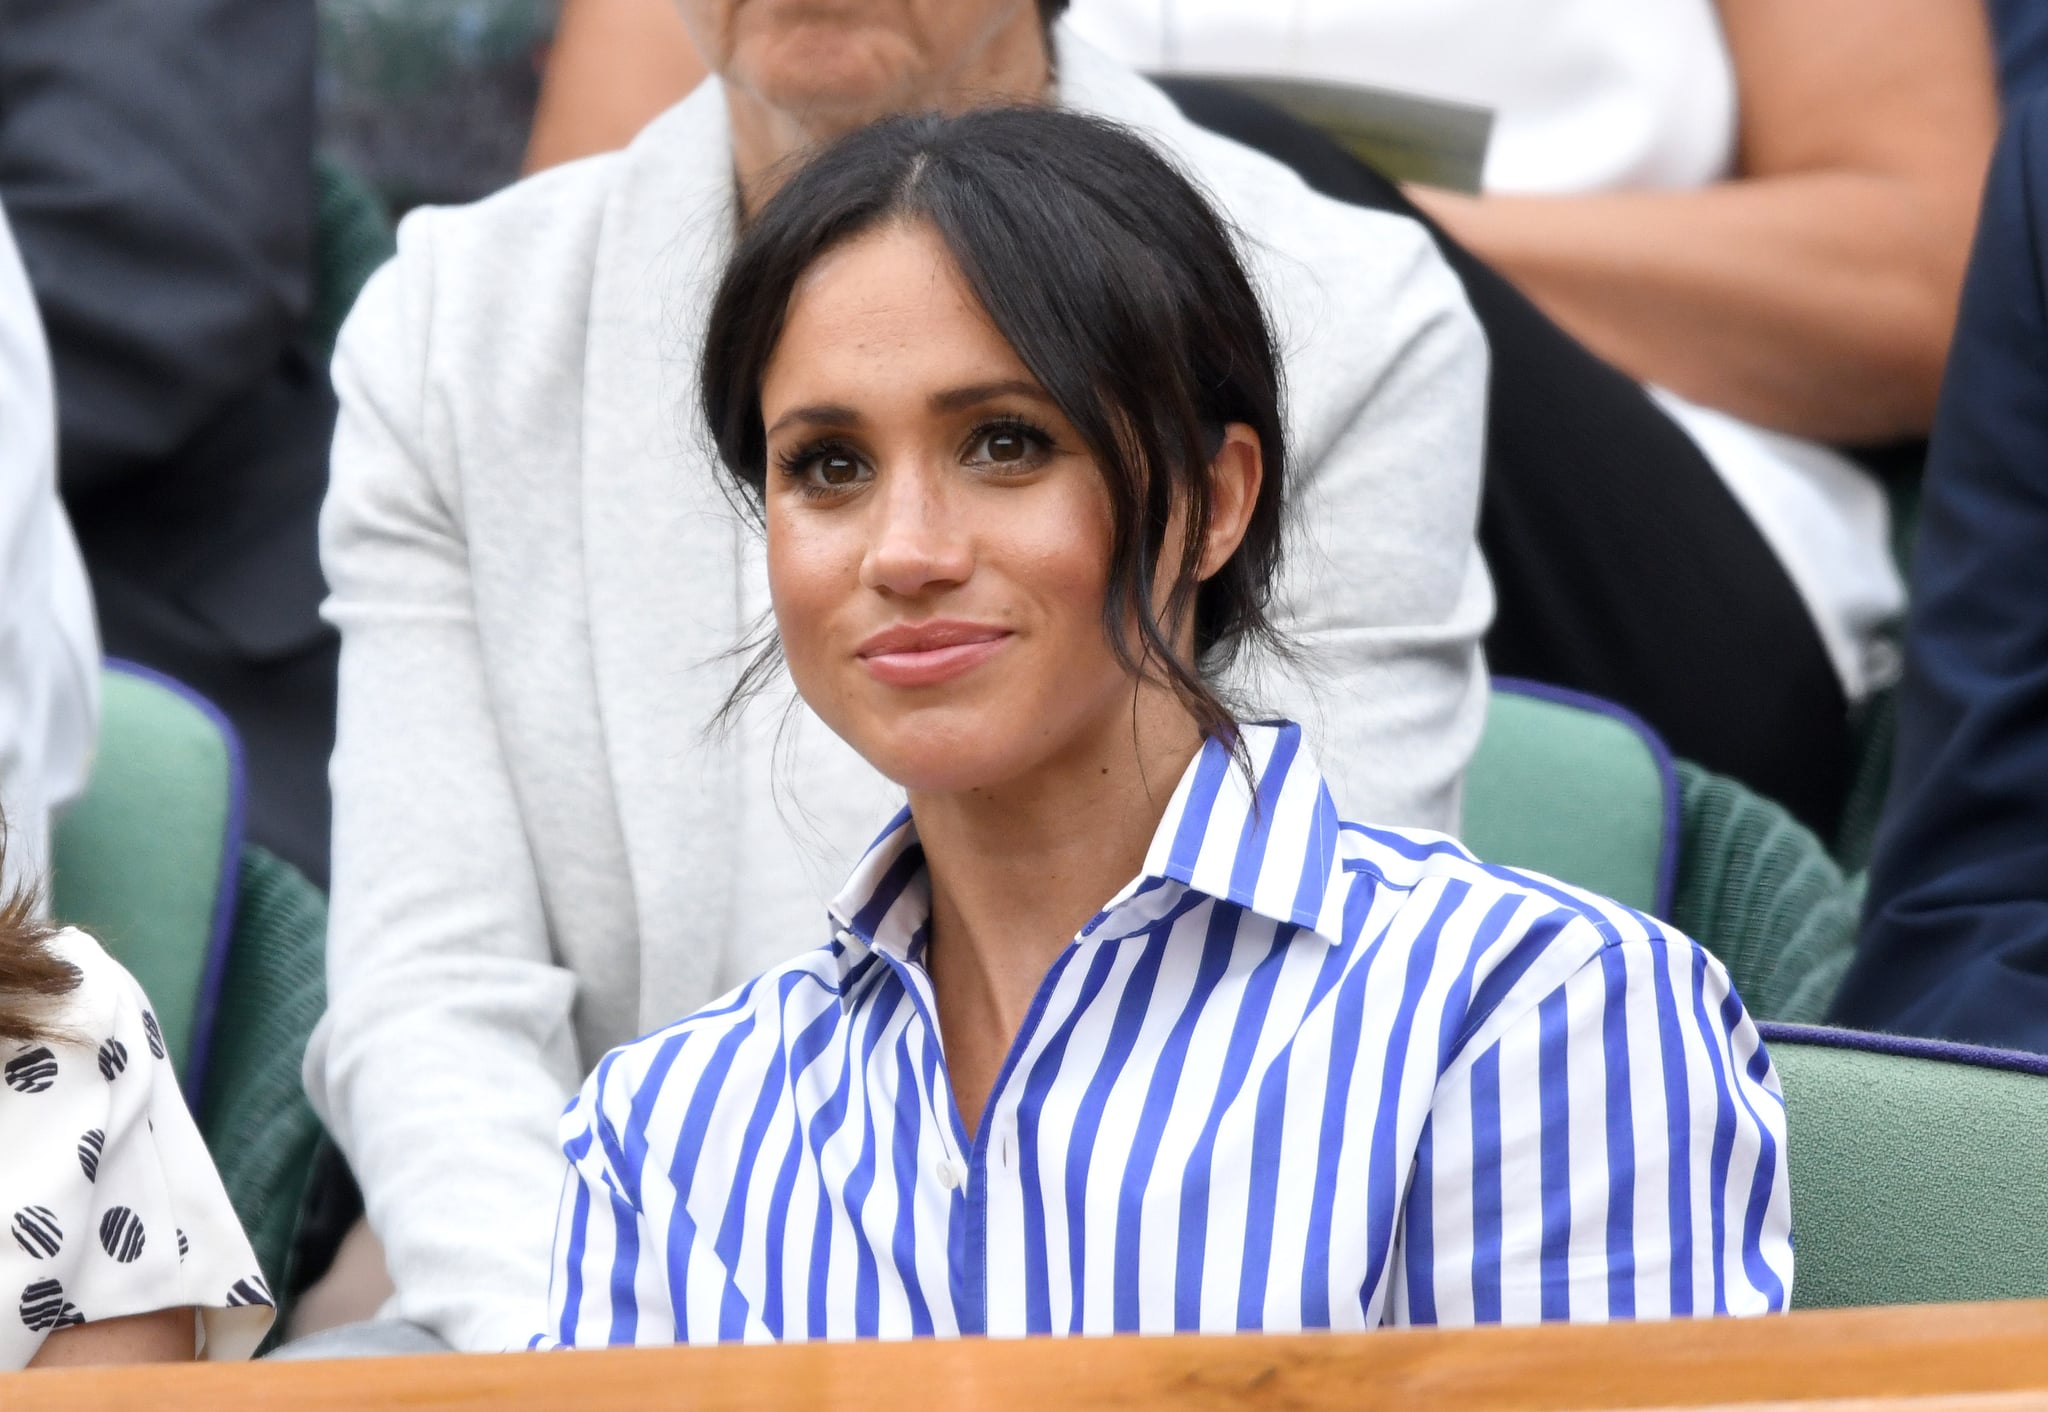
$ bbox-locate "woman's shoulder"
[19,929,157,1056]
[1334,818,1684,953]
[1,929,276,1364]
[2,928,168,1108]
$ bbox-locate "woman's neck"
[912,699,1205,1137]
[726,22,1055,215]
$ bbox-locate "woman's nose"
[859,465,972,597]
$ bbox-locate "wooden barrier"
[12,1299,2048,1411]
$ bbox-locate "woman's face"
[676,0,1047,130]
[758,221,1200,797]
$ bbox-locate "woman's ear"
[1197,423,1264,581]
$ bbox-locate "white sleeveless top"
[1065,0,1903,697]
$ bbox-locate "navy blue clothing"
[1989,0,2048,103]
[1831,96,2048,1051]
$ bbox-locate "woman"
[522,0,2000,836]
[310,0,1486,1353]
[539,107,1791,1345]
[0,829,274,1367]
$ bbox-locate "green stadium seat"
[1466,680,1862,1023]
[1763,1025,2048,1309]
[1670,764,1859,1026]
[199,846,331,1335]
[50,661,243,1094]
[1463,679,1677,918]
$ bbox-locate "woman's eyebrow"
[765,402,862,438]
[928,379,1051,414]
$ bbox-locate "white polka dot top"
[1,929,273,1367]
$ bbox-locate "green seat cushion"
[1462,679,1675,917]
[1669,763,1861,1025]
[200,845,331,1336]
[1767,1027,2048,1309]
[50,663,242,1090]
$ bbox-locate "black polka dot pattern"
[5,943,281,1361]
[97,1207,145,1264]
[18,1278,83,1333]
[10,1208,61,1261]
[224,1275,272,1308]
[96,1038,128,1082]
[4,1047,57,1095]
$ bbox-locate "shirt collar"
[825,721,1348,975]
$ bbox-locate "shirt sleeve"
[537,1053,678,1350]
[1389,911,1794,1325]
[305,213,588,1353]
[2,931,274,1368]
[0,205,97,893]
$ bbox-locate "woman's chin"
[851,722,1038,799]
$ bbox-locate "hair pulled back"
[700,104,1289,744]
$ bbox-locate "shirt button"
[935,1159,969,1191]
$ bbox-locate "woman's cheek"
[766,510,855,695]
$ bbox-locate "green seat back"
[311,155,396,365]
[50,663,241,1090]
[1768,1030,2048,1308]
[1669,763,1860,1025]
[199,845,331,1338]
[1462,680,1675,917]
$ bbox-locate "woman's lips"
[856,622,1013,688]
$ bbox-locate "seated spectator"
[0,201,96,902]
[0,0,339,886]
[541,107,1792,1345]
[0,824,274,1368]
[311,0,1488,1353]
[525,0,2002,837]
[1830,94,2048,1055]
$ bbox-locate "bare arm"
[523,0,706,172]
[1413,0,1998,444]
[29,1309,194,1368]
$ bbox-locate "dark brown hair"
[0,817,79,1047]
[700,105,1290,746]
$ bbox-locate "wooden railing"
[14,1299,2048,1411]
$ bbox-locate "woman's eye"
[966,422,1050,470]
[777,443,869,493]
[985,431,1028,463]
[813,453,863,486]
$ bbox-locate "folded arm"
[1414,0,1999,444]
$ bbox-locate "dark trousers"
[1162,79,1852,836]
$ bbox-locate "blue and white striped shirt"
[541,722,1791,1345]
